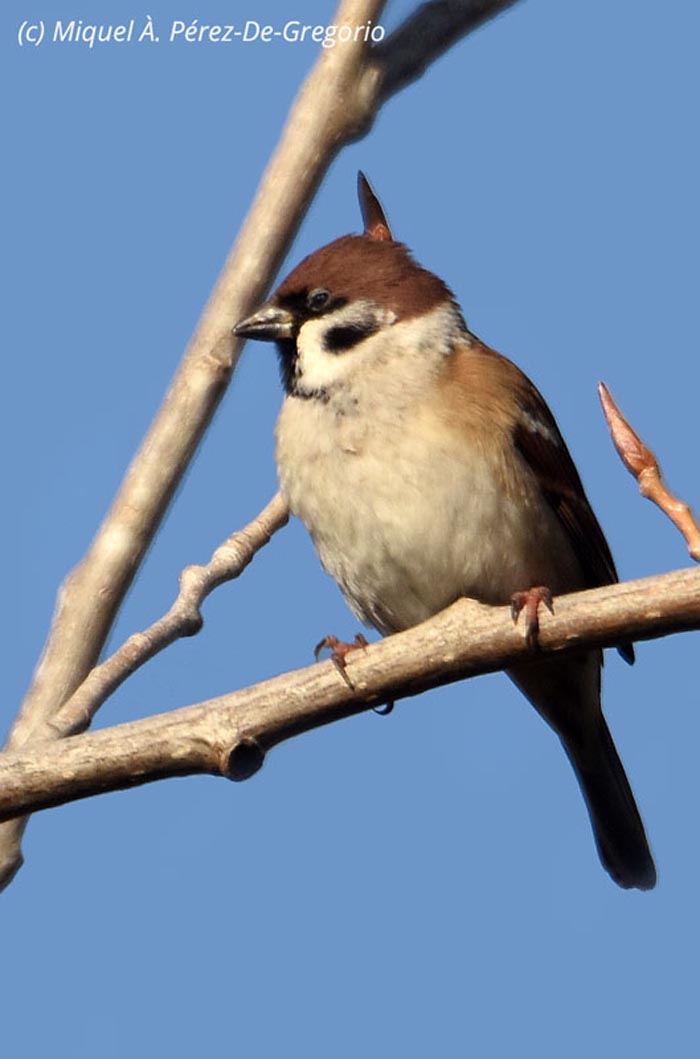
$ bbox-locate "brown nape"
[274,235,456,322]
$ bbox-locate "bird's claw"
[314,633,369,688]
[510,586,554,650]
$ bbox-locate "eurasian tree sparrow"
[235,174,656,891]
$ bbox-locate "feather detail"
[439,338,635,663]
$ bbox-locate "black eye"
[307,288,331,313]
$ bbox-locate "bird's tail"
[561,711,656,891]
[509,653,656,891]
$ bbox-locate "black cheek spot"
[323,321,379,354]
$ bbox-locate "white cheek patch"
[295,302,394,392]
[296,317,347,390]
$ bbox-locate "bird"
[234,173,656,891]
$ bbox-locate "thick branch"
[1,568,697,823]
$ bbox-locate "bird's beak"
[233,304,295,342]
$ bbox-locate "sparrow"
[235,173,656,890]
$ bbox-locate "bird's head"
[234,173,463,397]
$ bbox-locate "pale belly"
[276,396,582,635]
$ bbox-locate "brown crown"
[273,234,455,322]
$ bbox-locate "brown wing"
[472,339,634,664]
[513,386,618,589]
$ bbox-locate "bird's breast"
[275,390,581,635]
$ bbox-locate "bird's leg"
[314,633,369,687]
[510,586,554,650]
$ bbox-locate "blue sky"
[3,1,699,1055]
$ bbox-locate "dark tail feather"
[562,714,656,891]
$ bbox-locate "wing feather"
[468,338,634,664]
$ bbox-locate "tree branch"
[374,0,522,100]
[0,0,525,889]
[1,568,697,823]
[51,493,289,740]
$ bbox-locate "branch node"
[179,609,204,637]
[222,739,266,782]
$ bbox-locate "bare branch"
[1,568,698,823]
[51,494,289,740]
[0,0,524,888]
[374,0,522,101]
[599,383,700,562]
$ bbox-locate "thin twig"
[0,567,698,823]
[52,494,290,739]
[599,383,700,562]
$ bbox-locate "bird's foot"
[314,633,369,688]
[510,586,554,650]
